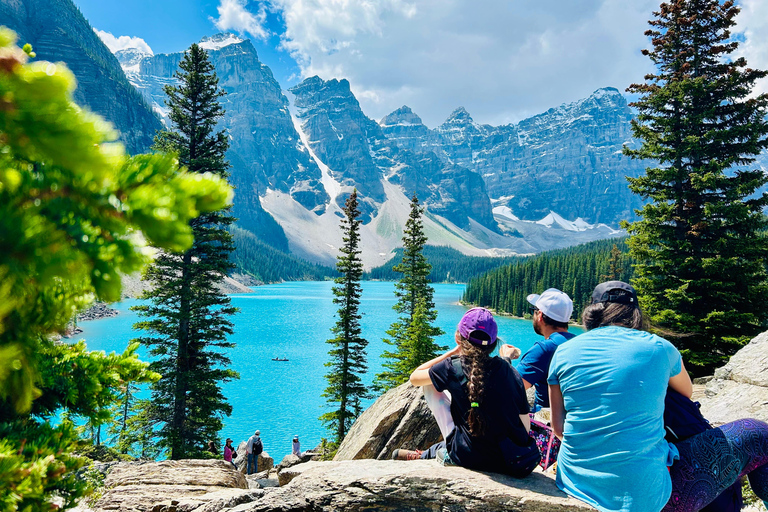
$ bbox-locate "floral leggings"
[663,418,768,511]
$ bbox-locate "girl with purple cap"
[392,307,540,477]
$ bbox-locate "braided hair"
[457,333,495,437]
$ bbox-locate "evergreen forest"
[230,226,338,283]
[462,238,633,319]
[366,245,523,283]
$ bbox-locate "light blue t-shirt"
[547,326,682,512]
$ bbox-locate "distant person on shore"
[207,440,218,456]
[223,438,237,468]
[505,288,575,411]
[548,280,768,511]
[393,307,539,477]
[292,436,301,457]
[246,430,263,475]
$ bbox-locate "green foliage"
[321,190,370,444]
[463,238,634,319]
[133,44,240,459]
[366,245,522,283]
[375,196,445,392]
[230,225,337,282]
[0,27,231,511]
[624,0,768,375]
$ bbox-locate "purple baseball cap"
[458,307,498,346]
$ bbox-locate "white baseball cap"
[526,288,573,323]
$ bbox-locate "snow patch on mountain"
[286,91,342,202]
[199,33,244,51]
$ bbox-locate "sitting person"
[548,281,768,512]
[508,288,575,411]
[393,307,540,478]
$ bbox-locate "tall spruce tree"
[321,189,370,444]
[375,195,444,392]
[133,44,239,459]
[624,0,768,375]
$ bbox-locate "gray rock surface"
[700,330,768,425]
[334,382,443,461]
[260,460,593,511]
[92,460,254,512]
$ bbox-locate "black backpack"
[664,388,742,512]
[252,438,263,455]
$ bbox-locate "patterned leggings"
[663,418,768,512]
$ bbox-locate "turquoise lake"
[77,281,569,460]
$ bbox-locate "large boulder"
[234,441,274,474]
[259,460,594,511]
[92,459,256,511]
[700,330,768,425]
[334,382,442,460]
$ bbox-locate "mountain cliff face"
[289,76,496,230]
[122,34,328,248]
[380,88,646,225]
[0,0,162,154]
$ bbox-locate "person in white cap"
[500,288,574,411]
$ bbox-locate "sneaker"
[435,446,456,466]
[391,448,423,460]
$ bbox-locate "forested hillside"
[230,226,337,282]
[462,238,633,319]
[366,246,523,283]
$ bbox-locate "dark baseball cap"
[458,307,498,346]
[591,281,638,307]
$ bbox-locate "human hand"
[499,344,521,360]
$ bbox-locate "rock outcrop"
[234,442,274,474]
[700,330,768,425]
[92,460,258,512]
[334,382,442,460]
[265,460,592,511]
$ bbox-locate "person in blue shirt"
[548,281,768,512]
[507,288,575,410]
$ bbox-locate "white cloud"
[94,29,153,55]
[213,0,270,41]
[268,0,659,126]
[735,0,768,97]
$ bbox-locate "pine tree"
[133,44,239,459]
[375,195,445,392]
[602,244,624,281]
[321,189,370,444]
[0,29,230,509]
[624,0,768,375]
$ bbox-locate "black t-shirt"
[429,355,533,473]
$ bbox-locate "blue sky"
[76,0,302,86]
[76,0,768,128]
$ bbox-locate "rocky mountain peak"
[442,106,474,126]
[379,105,424,127]
[115,47,151,74]
[198,32,245,51]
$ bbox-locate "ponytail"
[458,335,495,437]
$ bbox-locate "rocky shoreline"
[77,302,119,322]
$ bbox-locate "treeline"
[366,245,523,283]
[230,225,338,283]
[462,238,633,320]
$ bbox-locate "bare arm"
[549,384,565,440]
[668,360,693,398]
[409,345,461,387]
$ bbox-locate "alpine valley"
[10,0,755,269]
